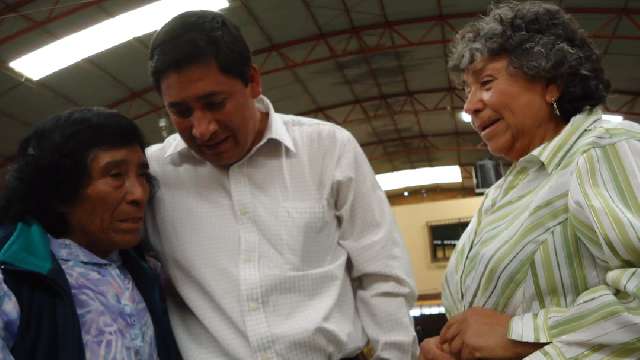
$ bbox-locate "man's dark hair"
[0,107,154,237]
[149,10,252,92]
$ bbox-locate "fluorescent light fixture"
[376,166,462,191]
[9,0,229,80]
[603,113,624,122]
[459,112,472,123]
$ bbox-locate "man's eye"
[172,107,193,118]
[204,100,226,111]
[109,172,124,179]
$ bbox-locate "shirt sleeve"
[509,139,640,359]
[0,270,19,359]
[332,131,419,359]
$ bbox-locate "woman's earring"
[552,99,561,117]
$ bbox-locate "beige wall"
[391,196,484,296]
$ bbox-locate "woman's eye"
[139,170,151,179]
[480,78,494,87]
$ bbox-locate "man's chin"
[201,152,240,168]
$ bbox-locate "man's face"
[160,61,266,168]
[65,146,150,258]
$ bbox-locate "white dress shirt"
[145,95,418,359]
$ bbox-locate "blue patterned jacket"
[0,222,181,360]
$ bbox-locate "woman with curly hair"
[0,108,180,359]
[420,2,640,359]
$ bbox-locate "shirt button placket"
[233,162,276,359]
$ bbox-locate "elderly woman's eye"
[480,78,494,87]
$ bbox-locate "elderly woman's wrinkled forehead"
[461,55,517,81]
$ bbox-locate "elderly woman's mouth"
[478,118,502,134]
[117,217,144,227]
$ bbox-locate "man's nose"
[191,111,220,142]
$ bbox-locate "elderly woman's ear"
[544,83,560,104]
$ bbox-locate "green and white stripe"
[443,107,640,359]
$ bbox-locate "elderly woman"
[0,108,181,359]
[420,2,640,360]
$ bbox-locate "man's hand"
[419,336,456,360]
[439,307,545,360]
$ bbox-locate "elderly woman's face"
[64,145,150,258]
[463,57,564,161]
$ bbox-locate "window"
[427,218,470,262]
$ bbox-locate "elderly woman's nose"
[463,89,483,115]
[125,176,150,205]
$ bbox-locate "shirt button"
[248,302,258,311]
[239,208,249,217]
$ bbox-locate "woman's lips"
[479,118,501,136]
[117,217,143,230]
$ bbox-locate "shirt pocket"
[277,201,335,270]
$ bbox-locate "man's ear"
[248,65,262,99]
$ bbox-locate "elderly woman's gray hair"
[449,1,610,123]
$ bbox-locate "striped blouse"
[443,107,640,359]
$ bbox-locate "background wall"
[391,196,484,296]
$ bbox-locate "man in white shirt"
[145,10,418,360]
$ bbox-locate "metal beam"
[361,132,477,148]
[340,0,407,170]
[101,9,640,121]
[301,0,404,169]
[301,89,640,121]
[0,0,106,46]
[368,146,486,163]
[4,7,161,119]
[300,88,453,116]
[0,0,35,18]
[1,62,79,106]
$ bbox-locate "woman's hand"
[419,336,456,360]
[439,307,545,360]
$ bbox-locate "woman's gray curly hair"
[449,1,610,123]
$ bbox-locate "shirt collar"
[253,95,296,153]
[51,238,121,266]
[163,95,295,160]
[524,107,602,173]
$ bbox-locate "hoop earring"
[552,99,561,117]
